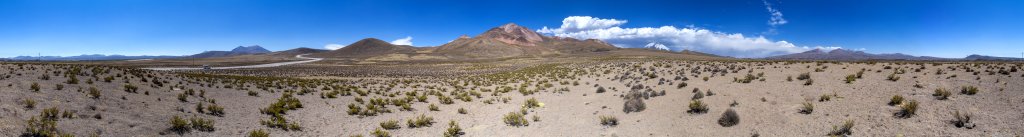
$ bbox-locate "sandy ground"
[0,61,1021,137]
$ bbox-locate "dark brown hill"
[311,38,417,58]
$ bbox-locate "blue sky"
[1,0,1022,58]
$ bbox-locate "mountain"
[478,23,545,46]
[189,45,271,58]
[4,54,180,61]
[964,54,1024,61]
[766,49,948,61]
[311,38,417,58]
[434,23,618,58]
[230,45,272,54]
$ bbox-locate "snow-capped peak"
[644,42,670,51]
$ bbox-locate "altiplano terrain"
[2,23,1022,137]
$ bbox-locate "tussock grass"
[799,102,814,114]
[827,120,854,136]
[687,100,709,114]
[248,129,269,137]
[599,115,618,126]
[371,128,390,137]
[429,104,440,111]
[888,95,904,106]
[89,87,101,99]
[443,120,463,137]
[887,73,900,81]
[895,100,918,118]
[41,107,59,121]
[24,116,62,137]
[169,115,192,132]
[951,110,975,129]
[168,115,216,133]
[123,84,138,93]
[960,86,978,95]
[30,82,40,92]
[22,98,36,109]
[797,72,811,80]
[524,98,540,108]
[177,93,188,102]
[380,119,400,130]
[844,74,856,83]
[933,88,951,100]
[406,114,434,128]
[503,112,529,127]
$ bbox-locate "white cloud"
[390,36,413,46]
[813,46,842,51]
[762,0,787,34]
[538,16,837,58]
[763,0,787,26]
[537,16,627,34]
[324,43,345,50]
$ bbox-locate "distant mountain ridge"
[4,54,180,61]
[766,49,948,60]
[189,45,272,58]
[964,54,1024,61]
[765,49,1024,61]
[2,46,329,61]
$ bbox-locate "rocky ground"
[0,60,1021,137]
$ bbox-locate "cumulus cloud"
[537,16,627,34]
[390,36,413,46]
[324,43,345,50]
[537,16,837,58]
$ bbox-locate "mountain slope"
[268,47,329,57]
